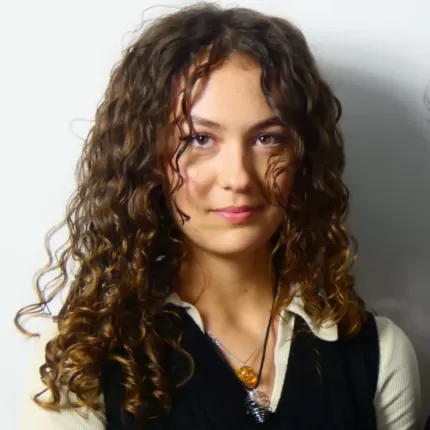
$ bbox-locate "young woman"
[17,4,421,430]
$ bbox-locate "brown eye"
[181,133,213,148]
[256,134,284,146]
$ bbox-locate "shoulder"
[25,320,59,382]
[373,316,421,429]
[375,315,413,349]
[374,315,419,384]
[19,321,106,430]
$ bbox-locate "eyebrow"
[180,115,286,133]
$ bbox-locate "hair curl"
[16,3,364,425]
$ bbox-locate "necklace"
[205,327,267,389]
[244,313,273,423]
[206,311,274,424]
[205,252,282,424]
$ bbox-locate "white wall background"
[1,0,429,427]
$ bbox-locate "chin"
[194,230,273,258]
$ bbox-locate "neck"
[176,246,276,332]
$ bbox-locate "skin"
[165,53,297,398]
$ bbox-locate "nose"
[216,140,254,191]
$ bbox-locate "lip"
[213,205,262,223]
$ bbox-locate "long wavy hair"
[15,2,364,425]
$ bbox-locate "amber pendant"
[235,365,258,388]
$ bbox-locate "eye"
[256,134,284,146]
[181,133,213,148]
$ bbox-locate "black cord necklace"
[243,311,273,423]
[205,247,282,424]
[206,282,278,424]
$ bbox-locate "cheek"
[173,161,215,207]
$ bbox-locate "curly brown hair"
[15,2,365,425]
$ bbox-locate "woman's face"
[166,54,296,258]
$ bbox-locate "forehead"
[173,53,276,130]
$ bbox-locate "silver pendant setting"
[245,389,272,423]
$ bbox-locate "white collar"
[285,294,338,341]
[165,292,338,342]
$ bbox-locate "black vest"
[101,310,379,430]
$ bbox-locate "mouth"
[212,205,262,223]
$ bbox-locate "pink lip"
[213,206,261,223]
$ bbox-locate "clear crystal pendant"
[244,388,272,423]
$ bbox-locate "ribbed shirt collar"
[166,292,338,342]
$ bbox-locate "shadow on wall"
[327,62,430,420]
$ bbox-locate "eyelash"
[180,133,212,147]
[180,133,287,147]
